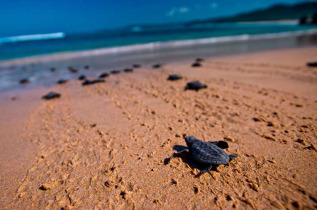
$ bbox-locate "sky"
[0,0,314,37]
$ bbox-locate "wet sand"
[1,47,317,209]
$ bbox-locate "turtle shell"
[185,81,207,91]
[190,140,230,165]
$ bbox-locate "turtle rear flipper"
[229,154,238,161]
[164,149,189,165]
[196,164,214,177]
[208,141,229,149]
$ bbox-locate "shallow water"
[1,23,316,61]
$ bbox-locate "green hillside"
[189,2,317,24]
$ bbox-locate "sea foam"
[0,32,65,44]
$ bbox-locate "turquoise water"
[0,23,316,61]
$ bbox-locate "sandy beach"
[0,47,317,209]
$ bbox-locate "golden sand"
[1,47,317,209]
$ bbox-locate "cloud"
[209,3,218,9]
[166,7,190,17]
[179,7,189,13]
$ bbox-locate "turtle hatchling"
[192,62,202,67]
[110,70,121,74]
[78,75,86,80]
[166,136,237,176]
[42,92,61,100]
[185,81,207,91]
[99,72,109,78]
[124,68,133,72]
[167,74,182,81]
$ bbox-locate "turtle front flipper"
[229,154,238,161]
[164,149,189,165]
[208,141,229,149]
[196,164,214,177]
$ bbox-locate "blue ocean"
[1,22,316,61]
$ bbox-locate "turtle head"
[184,136,197,148]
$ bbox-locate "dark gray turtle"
[166,136,237,176]
[110,70,121,74]
[132,64,141,68]
[42,92,61,100]
[195,58,204,62]
[124,68,133,72]
[19,78,29,84]
[167,74,182,81]
[192,62,202,67]
[78,75,86,80]
[185,81,207,91]
[68,66,78,73]
[57,79,68,84]
[152,64,162,68]
[99,72,109,78]
[307,62,317,67]
[82,79,105,86]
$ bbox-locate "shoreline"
[237,19,299,25]
[1,30,317,93]
[1,29,316,67]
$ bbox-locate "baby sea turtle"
[195,58,204,62]
[82,79,105,86]
[132,64,141,68]
[152,64,162,68]
[124,68,133,72]
[185,81,207,91]
[167,74,182,81]
[192,62,202,67]
[99,72,109,78]
[68,67,78,73]
[57,79,68,84]
[19,78,29,84]
[307,62,317,67]
[78,75,86,80]
[165,136,237,177]
[42,92,61,100]
[110,70,121,74]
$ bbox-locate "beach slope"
[1,47,317,209]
